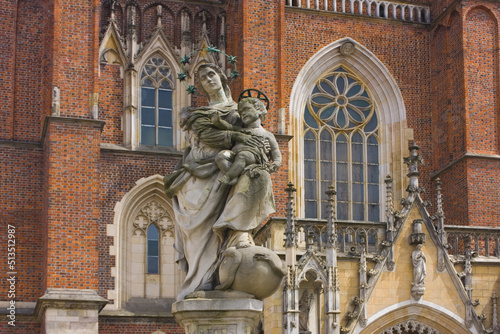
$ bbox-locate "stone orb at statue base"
[217,245,286,300]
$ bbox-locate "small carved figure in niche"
[52,86,60,116]
[411,244,426,300]
[299,290,312,333]
[211,97,282,187]
[412,244,426,285]
[199,11,207,34]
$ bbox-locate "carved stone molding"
[410,219,426,245]
[340,42,355,56]
[381,320,442,334]
[173,298,263,334]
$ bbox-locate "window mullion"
[363,134,368,221]
[317,131,321,218]
[347,133,352,221]
[332,132,337,218]
[155,87,159,146]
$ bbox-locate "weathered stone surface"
[217,246,285,300]
[172,298,263,334]
[35,289,107,334]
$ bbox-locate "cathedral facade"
[0,0,499,333]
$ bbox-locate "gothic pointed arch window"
[140,54,174,147]
[303,66,380,221]
[147,224,160,274]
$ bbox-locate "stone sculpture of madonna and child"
[164,63,285,301]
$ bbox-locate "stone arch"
[289,37,412,217]
[106,175,180,310]
[355,301,473,334]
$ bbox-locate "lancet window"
[147,224,160,274]
[140,55,174,147]
[303,67,380,221]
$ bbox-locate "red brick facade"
[1,0,499,332]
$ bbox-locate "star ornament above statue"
[177,46,238,95]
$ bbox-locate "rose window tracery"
[303,66,380,221]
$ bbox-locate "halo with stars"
[177,46,238,95]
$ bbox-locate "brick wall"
[430,1,500,227]
[42,119,103,290]
[0,321,41,334]
[465,7,498,155]
[99,63,123,145]
[0,146,44,301]
[99,320,183,333]
[1,2,17,141]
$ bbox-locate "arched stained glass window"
[303,66,380,221]
[147,224,160,274]
[140,55,174,147]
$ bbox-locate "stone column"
[35,289,107,334]
[173,298,263,333]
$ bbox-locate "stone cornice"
[35,289,108,320]
[430,152,500,179]
[275,133,294,142]
[100,143,184,157]
[41,116,106,147]
[0,140,41,149]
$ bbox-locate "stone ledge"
[431,152,500,179]
[41,116,106,147]
[173,298,263,313]
[35,289,108,320]
[100,143,183,156]
[0,140,41,149]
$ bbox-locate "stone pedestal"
[173,298,263,333]
[35,289,108,334]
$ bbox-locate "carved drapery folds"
[411,244,426,301]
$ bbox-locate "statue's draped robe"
[412,249,426,286]
[165,102,275,300]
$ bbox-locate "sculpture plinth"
[173,298,263,334]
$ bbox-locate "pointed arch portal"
[356,301,474,334]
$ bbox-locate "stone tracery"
[381,320,442,334]
[133,199,174,236]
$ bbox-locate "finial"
[110,0,117,22]
[436,177,444,218]
[199,11,208,35]
[385,174,394,216]
[489,292,499,334]
[404,142,424,191]
[156,5,162,29]
[219,13,226,48]
[325,185,337,248]
[306,229,315,251]
[284,182,297,248]
[128,5,137,37]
